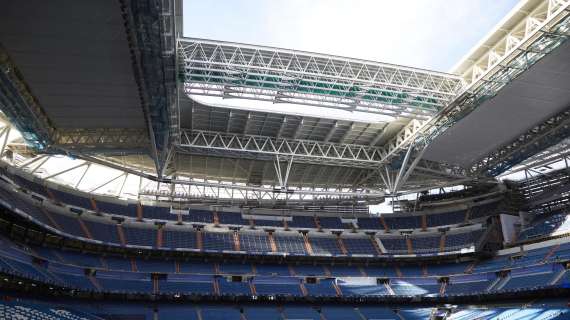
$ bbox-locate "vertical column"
[117,224,126,246]
[421,215,427,231]
[90,198,98,212]
[439,281,447,296]
[303,233,314,255]
[249,280,257,296]
[268,232,278,253]
[370,236,383,256]
[136,203,143,221]
[213,210,220,226]
[196,230,203,250]
[233,231,241,251]
[78,218,93,239]
[156,225,163,248]
[439,234,446,253]
[405,237,413,254]
[336,235,348,255]
[380,216,389,232]
[130,258,138,272]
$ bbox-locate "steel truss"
[178,38,464,120]
[373,0,570,177]
[20,154,384,206]
[116,0,180,176]
[472,106,570,176]
[52,128,150,154]
[502,138,570,176]
[178,129,392,168]
[0,46,53,150]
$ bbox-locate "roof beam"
[178,129,391,169]
[375,3,570,172]
[178,37,463,119]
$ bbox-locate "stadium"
[0,0,569,318]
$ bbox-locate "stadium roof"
[0,0,569,205]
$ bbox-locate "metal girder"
[178,129,390,168]
[502,138,570,175]
[178,38,464,120]
[0,46,54,150]
[376,1,570,172]
[471,106,570,176]
[69,154,384,205]
[139,187,382,206]
[121,0,179,176]
[455,0,570,84]
[51,128,149,154]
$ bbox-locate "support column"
[337,235,348,255]
[156,226,163,248]
[303,233,313,255]
[380,216,389,232]
[233,231,241,251]
[249,281,257,296]
[78,219,93,239]
[213,210,220,226]
[212,278,220,296]
[130,258,137,272]
[439,234,446,253]
[90,198,98,212]
[268,232,278,253]
[196,230,203,250]
[117,224,126,246]
[136,203,143,221]
[370,236,383,256]
[406,237,413,254]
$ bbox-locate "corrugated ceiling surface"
[0,0,145,129]
[424,41,570,167]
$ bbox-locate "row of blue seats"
[4,298,570,320]
[0,188,484,256]
[519,210,570,241]
[0,235,568,298]
[0,236,465,277]
[1,249,567,298]
[0,298,437,320]
[2,171,499,230]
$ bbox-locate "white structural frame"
[178,38,464,120]
[376,0,570,170]
[178,129,389,169]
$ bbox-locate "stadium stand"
[1,0,570,318]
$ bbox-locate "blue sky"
[183,0,520,72]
